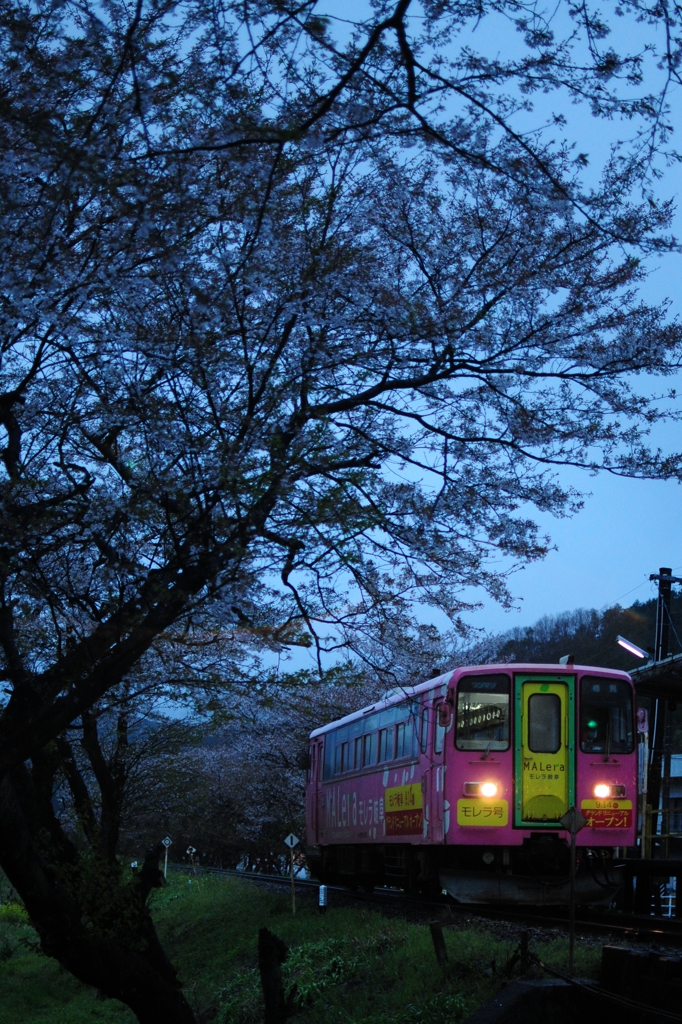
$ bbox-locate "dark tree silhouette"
[1,0,682,1020]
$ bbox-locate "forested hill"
[484,594,682,671]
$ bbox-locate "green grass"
[0,873,605,1024]
[0,917,136,1024]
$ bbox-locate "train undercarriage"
[309,837,622,906]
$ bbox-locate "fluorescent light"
[616,635,648,659]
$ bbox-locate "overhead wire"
[531,952,681,1022]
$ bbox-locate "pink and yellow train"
[305,663,637,904]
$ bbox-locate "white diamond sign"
[162,836,172,848]
[284,833,300,849]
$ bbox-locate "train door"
[308,740,323,841]
[514,674,575,826]
[425,696,448,842]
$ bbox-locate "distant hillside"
[485,594,682,671]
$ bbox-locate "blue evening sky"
[453,9,682,635]
[312,4,682,647]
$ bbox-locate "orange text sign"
[580,799,632,829]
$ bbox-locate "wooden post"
[519,931,530,974]
[428,921,447,966]
[258,928,296,1024]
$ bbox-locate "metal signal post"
[162,836,172,879]
[560,807,588,976]
[284,833,300,915]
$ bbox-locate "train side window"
[456,674,510,751]
[378,728,393,762]
[323,738,334,779]
[580,676,634,754]
[420,708,429,752]
[528,693,561,753]
[354,736,363,770]
[395,722,411,759]
[363,732,377,766]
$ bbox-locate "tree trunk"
[0,772,197,1024]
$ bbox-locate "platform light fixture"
[616,635,649,659]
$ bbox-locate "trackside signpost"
[162,836,172,879]
[284,833,300,915]
[187,846,199,886]
[560,807,588,976]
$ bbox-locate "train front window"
[456,674,510,751]
[580,676,634,754]
[528,693,561,753]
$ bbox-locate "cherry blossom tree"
[1,0,682,1020]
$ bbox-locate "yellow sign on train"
[385,784,422,812]
[385,783,423,836]
[580,799,632,829]
[457,799,508,826]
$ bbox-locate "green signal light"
[587,720,598,729]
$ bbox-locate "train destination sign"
[456,799,508,826]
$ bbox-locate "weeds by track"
[190,865,682,948]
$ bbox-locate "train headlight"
[594,784,626,799]
[464,781,499,797]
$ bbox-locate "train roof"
[308,662,632,739]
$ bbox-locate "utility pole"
[653,568,673,663]
[648,568,682,854]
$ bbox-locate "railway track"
[184,865,682,947]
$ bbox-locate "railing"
[657,886,676,917]
[618,802,679,917]
[640,804,682,859]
